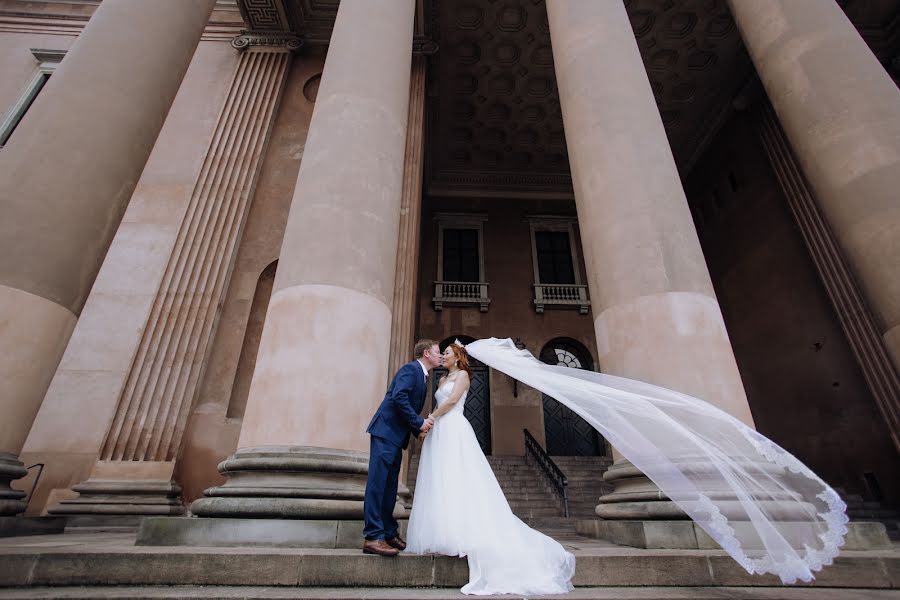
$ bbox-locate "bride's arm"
[428,372,470,419]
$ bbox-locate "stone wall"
[686,110,900,506]
[417,196,598,456]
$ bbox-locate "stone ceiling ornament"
[239,0,291,32]
[231,31,303,52]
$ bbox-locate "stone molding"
[190,447,371,519]
[49,478,183,517]
[428,169,574,198]
[29,48,66,63]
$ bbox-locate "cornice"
[30,48,66,62]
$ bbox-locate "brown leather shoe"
[363,538,399,557]
[385,534,406,551]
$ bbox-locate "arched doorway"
[539,338,605,456]
[434,335,491,454]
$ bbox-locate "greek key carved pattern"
[243,0,287,31]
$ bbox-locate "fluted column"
[47,45,294,520]
[191,0,416,520]
[758,103,900,453]
[547,0,753,522]
[0,0,216,516]
[390,55,427,500]
[728,0,900,375]
[388,55,427,380]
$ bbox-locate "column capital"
[413,37,439,55]
[231,30,303,52]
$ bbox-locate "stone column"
[389,55,427,503]
[546,0,754,529]
[757,102,900,453]
[46,43,295,523]
[728,0,900,375]
[0,0,216,516]
[388,55,427,382]
[190,0,416,523]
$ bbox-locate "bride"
[406,341,576,596]
[408,338,848,594]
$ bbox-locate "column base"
[0,453,28,516]
[48,479,183,518]
[594,459,688,520]
[595,458,816,521]
[136,516,407,548]
[47,460,184,520]
[190,446,371,519]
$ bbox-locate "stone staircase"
[2,586,898,599]
[549,455,614,517]
[1,530,896,596]
[409,452,613,534]
[487,455,565,520]
[841,491,900,541]
[485,454,613,536]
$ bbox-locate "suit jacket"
[366,360,427,450]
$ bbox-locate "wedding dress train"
[406,379,576,595]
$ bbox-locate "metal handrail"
[25,463,45,505]
[523,429,569,518]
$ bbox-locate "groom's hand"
[420,416,435,433]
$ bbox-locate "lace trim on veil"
[465,338,848,585]
[731,428,849,581]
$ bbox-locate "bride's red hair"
[449,344,472,377]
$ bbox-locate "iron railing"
[523,428,569,518]
[25,463,45,505]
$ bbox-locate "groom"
[362,339,442,556]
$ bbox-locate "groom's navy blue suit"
[363,360,428,541]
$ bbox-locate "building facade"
[0,0,899,532]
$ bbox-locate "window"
[535,230,575,285]
[527,216,589,314]
[433,213,489,311]
[442,228,480,282]
[0,49,65,148]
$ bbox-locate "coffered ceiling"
[427,0,752,198]
[239,0,900,199]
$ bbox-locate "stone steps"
[486,457,566,520]
[486,455,616,521]
[2,586,899,599]
[1,546,897,589]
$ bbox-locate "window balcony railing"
[433,281,490,312]
[533,283,590,315]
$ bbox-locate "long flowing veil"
[465,338,848,584]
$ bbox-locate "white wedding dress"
[406,378,576,596]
